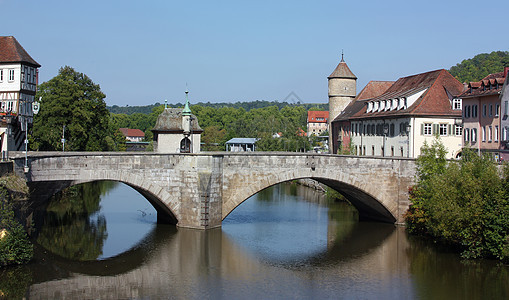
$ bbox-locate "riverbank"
[0,173,33,267]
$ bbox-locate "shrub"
[405,139,509,262]
[0,187,33,266]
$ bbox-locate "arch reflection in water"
[36,181,157,260]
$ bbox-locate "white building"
[333,69,465,159]
[0,36,40,152]
[151,91,203,153]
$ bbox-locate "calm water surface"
[0,181,508,299]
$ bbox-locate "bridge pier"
[177,155,223,229]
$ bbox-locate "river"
[1,181,508,299]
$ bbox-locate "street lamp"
[24,97,41,173]
[383,123,389,157]
[406,123,411,158]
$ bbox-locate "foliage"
[0,266,32,299]
[33,66,110,151]
[0,186,33,267]
[108,100,328,114]
[405,139,509,262]
[449,51,509,83]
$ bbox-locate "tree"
[32,66,110,151]
[405,139,509,262]
[449,51,509,83]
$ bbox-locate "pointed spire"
[328,52,357,79]
[182,89,192,116]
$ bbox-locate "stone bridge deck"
[11,152,416,229]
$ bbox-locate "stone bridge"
[11,152,416,229]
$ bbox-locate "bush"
[405,139,509,262]
[0,187,33,266]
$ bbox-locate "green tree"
[405,140,509,262]
[449,51,509,83]
[0,186,33,266]
[32,66,110,151]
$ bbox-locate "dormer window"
[374,101,379,112]
[391,99,398,110]
[380,101,385,111]
[367,102,373,113]
[398,98,406,110]
[452,98,462,110]
[385,100,391,111]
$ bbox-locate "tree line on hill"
[449,51,509,83]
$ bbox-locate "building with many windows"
[459,67,509,160]
[307,110,329,136]
[0,36,40,153]
[332,69,464,159]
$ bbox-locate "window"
[496,104,500,117]
[489,104,493,117]
[439,124,448,136]
[453,98,462,110]
[505,101,508,116]
[483,104,487,117]
[464,128,469,142]
[455,125,462,136]
[471,128,477,143]
[472,105,478,118]
[495,126,499,142]
[423,123,432,136]
[482,126,486,142]
[488,126,492,142]
[0,69,3,82]
[504,127,509,141]
[465,105,471,118]
[8,69,14,82]
[389,123,395,137]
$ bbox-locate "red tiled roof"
[0,36,40,67]
[334,69,464,122]
[356,81,394,101]
[458,68,507,98]
[119,128,145,137]
[307,110,329,123]
[334,81,394,122]
[328,60,357,79]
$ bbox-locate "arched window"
[180,137,191,153]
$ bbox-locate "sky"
[1,0,508,107]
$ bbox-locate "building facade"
[332,69,464,159]
[459,67,509,160]
[0,36,40,152]
[307,110,329,136]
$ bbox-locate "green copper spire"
[183,89,192,116]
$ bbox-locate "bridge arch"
[221,172,396,223]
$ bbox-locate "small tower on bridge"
[151,90,203,153]
[328,52,357,152]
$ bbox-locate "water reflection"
[0,182,508,299]
[36,181,156,261]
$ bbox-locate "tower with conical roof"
[328,53,357,152]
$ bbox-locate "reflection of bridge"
[27,224,408,299]
[11,152,416,229]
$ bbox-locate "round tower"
[328,54,357,121]
[328,54,357,153]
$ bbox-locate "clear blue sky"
[1,0,508,106]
